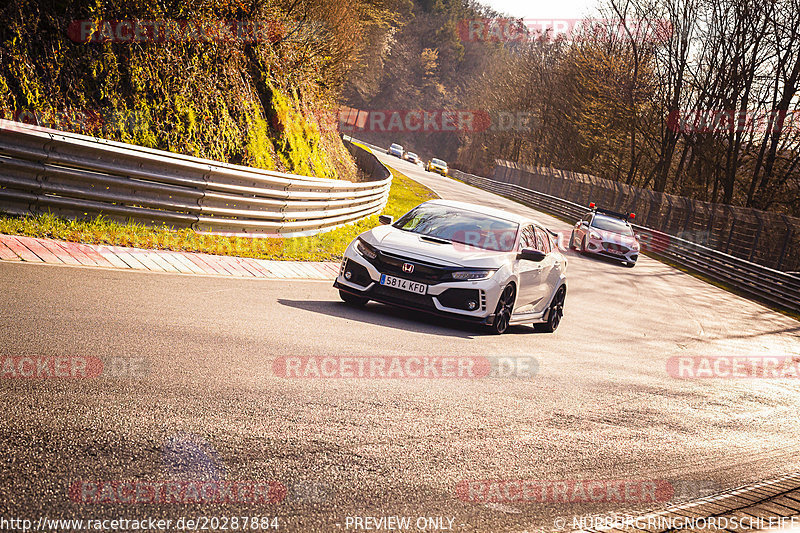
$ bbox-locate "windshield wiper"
[419,235,451,244]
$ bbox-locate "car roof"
[423,199,534,225]
[593,212,631,225]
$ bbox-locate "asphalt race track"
[1,148,799,532]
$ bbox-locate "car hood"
[363,226,508,268]
[592,228,638,246]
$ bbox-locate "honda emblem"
[402,263,414,273]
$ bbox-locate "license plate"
[380,274,427,294]
[606,246,623,255]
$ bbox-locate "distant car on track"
[570,203,640,267]
[334,199,568,334]
[404,152,420,163]
[387,143,404,157]
[425,158,448,175]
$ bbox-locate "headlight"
[451,270,496,281]
[356,238,378,260]
[589,230,601,240]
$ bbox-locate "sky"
[479,0,601,20]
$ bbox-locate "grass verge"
[0,166,437,262]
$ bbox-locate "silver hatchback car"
[334,200,568,334]
[570,203,640,267]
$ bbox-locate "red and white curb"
[0,234,339,280]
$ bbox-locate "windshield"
[408,153,417,158]
[432,158,447,166]
[591,214,634,235]
[391,144,402,150]
[394,204,519,251]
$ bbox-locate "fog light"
[467,300,478,310]
[345,271,352,280]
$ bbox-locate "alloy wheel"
[548,288,565,330]
[491,284,516,335]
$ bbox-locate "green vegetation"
[0,165,437,262]
[0,0,411,181]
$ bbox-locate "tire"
[624,261,636,268]
[534,286,566,333]
[339,289,368,307]
[581,236,588,254]
[489,284,516,335]
[569,231,576,250]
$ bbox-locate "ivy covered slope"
[0,0,364,181]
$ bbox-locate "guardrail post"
[724,207,737,254]
[777,215,792,271]
[749,211,764,262]
[629,189,639,217]
[706,205,715,246]
[662,195,673,232]
[680,197,692,235]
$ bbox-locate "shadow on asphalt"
[277,298,538,339]
[565,248,634,268]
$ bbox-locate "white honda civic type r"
[333,200,568,334]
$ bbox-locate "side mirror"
[580,221,588,227]
[379,215,394,225]
[518,248,546,262]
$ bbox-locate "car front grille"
[603,243,630,254]
[370,251,456,284]
[371,285,437,310]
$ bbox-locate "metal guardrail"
[493,160,800,272]
[0,120,392,237]
[451,169,800,313]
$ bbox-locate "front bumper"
[334,245,503,326]
[584,238,638,263]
